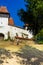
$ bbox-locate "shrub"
[35,29,43,44]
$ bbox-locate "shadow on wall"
[14,45,43,65]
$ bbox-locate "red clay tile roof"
[0,6,8,13]
[15,36,33,40]
[0,6,14,26]
[8,18,14,26]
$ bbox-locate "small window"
[22,33,28,38]
[22,33,24,38]
[16,33,18,37]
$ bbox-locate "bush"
[35,29,43,44]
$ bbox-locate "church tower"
[0,6,10,26]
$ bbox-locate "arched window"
[0,33,4,40]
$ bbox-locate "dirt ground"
[0,40,43,65]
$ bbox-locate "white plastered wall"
[8,25,33,39]
[0,26,8,40]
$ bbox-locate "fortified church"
[0,6,33,40]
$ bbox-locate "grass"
[14,45,43,65]
[0,40,26,52]
[38,41,43,44]
[0,40,43,51]
[0,40,43,65]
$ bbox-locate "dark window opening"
[0,33,4,40]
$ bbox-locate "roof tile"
[0,6,8,13]
[8,18,14,26]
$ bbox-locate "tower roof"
[0,6,9,13]
[0,6,14,26]
[8,18,14,26]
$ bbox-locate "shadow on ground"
[14,45,43,65]
[0,48,12,64]
[0,45,43,65]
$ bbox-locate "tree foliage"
[35,29,43,44]
[18,0,43,35]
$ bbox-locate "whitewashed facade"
[0,25,33,40]
[0,6,33,40]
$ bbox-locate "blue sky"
[0,0,26,27]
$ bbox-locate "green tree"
[18,0,43,35]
